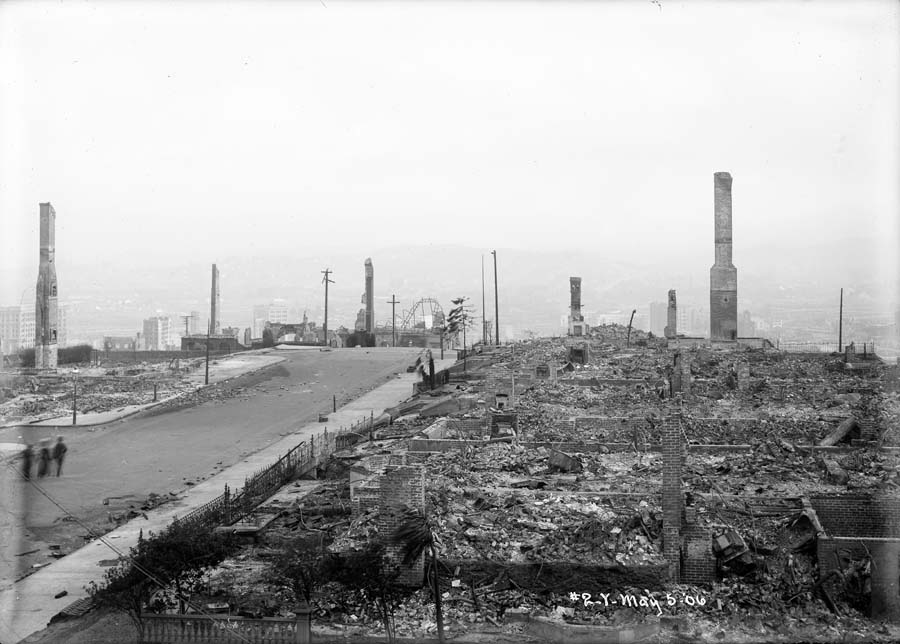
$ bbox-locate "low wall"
[809,495,900,539]
[100,349,238,363]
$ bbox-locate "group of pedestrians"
[20,437,67,480]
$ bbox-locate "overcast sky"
[1,0,898,306]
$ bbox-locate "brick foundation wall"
[378,465,426,586]
[681,525,715,585]
[810,495,900,538]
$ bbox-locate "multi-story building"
[269,299,289,323]
[251,299,290,338]
[20,308,35,350]
[142,316,173,351]
[0,303,68,353]
[0,306,22,355]
[189,310,201,335]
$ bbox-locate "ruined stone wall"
[378,465,426,585]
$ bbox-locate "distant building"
[252,299,289,338]
[189,310,201,335]
[103,336,136,351]
[142,316,173,351]
[221,326,243,346]
[0,306,22,355]
[0,303,67,354]
[677,306,690,336]
[20,308,35,350]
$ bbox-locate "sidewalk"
[0,357,456,644]
[5,351,286,430]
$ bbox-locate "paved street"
[0,346,443,643]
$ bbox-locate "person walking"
[37,441,51,478]
[21,444,34,480]
[53,436,68,477]
[427,349,435,390]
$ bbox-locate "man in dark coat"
[37,442,51,478]
[21,444,34,480]
[53,436,68,477]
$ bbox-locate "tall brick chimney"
[710,172,738,341]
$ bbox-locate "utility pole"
[481,255,487,345]
[388,295,399,347]
[205,319,211,385]
[838,287,843,352]
[321,268,334,347]
[491,250,500,346]
[72,368,79,425]
[180,314,191,337]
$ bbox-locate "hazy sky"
[1,0,898,306]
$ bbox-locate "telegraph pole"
[838,287,843,352]
[72,368,79,425]
[321,268,334,347]
[180,314,191,337]
[481,255,487,345]
[205,319,211,385]
[388,295,399,347]
[492,250,500,346]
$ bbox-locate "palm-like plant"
[394,505,445,643]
